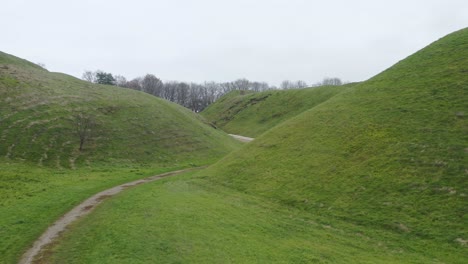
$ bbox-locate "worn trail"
[229,134,254,142]
[19,166,205,264]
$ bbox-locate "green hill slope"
[200,28,468,252]
[0,51,239,168]
[0,52,46,71]
[201,85,350,137]
[0,51,240,263]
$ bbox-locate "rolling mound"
[0,51,240,263]
[201,85,349,137]
[0,52,240,168]
[200,28,468,246]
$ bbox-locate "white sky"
[1,0,467,86]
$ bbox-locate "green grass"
[2,27,468,263]
[42,173,464,263]
[0,52,241,263]
[40,27,467,263]
[0,158,189,263]
[0,51,45,71]
[201,85,351,137]
[198,27,468,257]
[0,53,240,167]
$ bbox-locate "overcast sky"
[2,0,467,86]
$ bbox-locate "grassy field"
[35,28,467,263]
[0,159,190,263]
[0,52,240,263]
[201,85,351,137]
[41,172,464,263]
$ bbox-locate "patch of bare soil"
[19,166,205,264]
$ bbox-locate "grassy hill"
[201,85,350,137]
[0,51,240,167]
[40,28,467,263]
[199,27,468,256]
[0,52,240,263]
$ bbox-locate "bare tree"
[295,80,308,88]
[233,78,250,90]
[77,67,333,111]
[321,77,343,86]
[82,71,96,83]
[176,82,190,106]
[250,81,270,92]
[124,77,142,90]
[82,70,118,85]
[71,112,96,151]
[204,81,221,102]
[280,80,293,89]
[114,75,127,87]
[161,81,177,101]
[281,80,308,89]
[141,74,163,96]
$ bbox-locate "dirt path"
[19,166,205,264]
[229,134,254,142]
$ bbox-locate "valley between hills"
[1,28,467,263]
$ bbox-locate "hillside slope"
[201,85,349,137]
[200,28,468,249]
[0,52,240,168]
[0,51,241,263]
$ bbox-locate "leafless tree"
[295,80,308,88]
[321,77,343,86]
[123,77,142,90]
[219,82,235,93]
[250,81,269,92]
[161,81,177,101]
[280,80,292,89]
[281,80,308,89]
[71,112,96,151]
[114,75,128,87]
[176,82,190,106]
[82,71,96,83]
[232,78,250,90]
[204,81,222,102]
[79,67,342,112]
[141,74,163,96]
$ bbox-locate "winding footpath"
[229,134,254,142]
[19,167,205,264]
[20,134,253,264]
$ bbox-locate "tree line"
[82,70,342,112]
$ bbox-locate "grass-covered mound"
[0,51,239,168]
[0,52,240,263]
[201,85,349,137]
[197,28,468,257]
